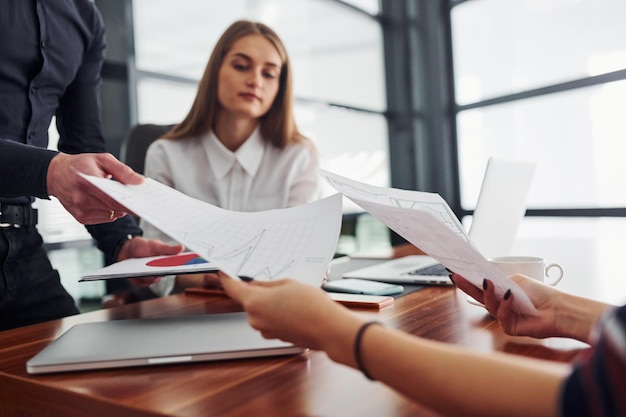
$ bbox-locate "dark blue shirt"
[0,0,141,258]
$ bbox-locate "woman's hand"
[451,272,612,343]
[220,275,359,353]
[452,273,561,339]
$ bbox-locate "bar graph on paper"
[81,175,342,286]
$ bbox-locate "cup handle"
[545,263,564,286]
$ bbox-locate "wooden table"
[0,281,589,417]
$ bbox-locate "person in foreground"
[220,272,625,417]
[0,1,182,330]
[141,20,320,296]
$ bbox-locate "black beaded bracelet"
[353,321,381,380]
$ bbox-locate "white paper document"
[320,169,537,315]
[81,174,343,287]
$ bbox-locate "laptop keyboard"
[406,263,448,276]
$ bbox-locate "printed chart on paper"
[81,174,342,286]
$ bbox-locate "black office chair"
[102,123,174,308]
[120,123,175,175]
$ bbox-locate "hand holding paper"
[81,253,218,281]
[320,169,537,315]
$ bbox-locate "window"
[457,84,626,209]
[451,0,626,300]
[452,0,626,210]
[453,0,626,105]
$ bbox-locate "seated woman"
[220,271,624,417]
[141,20,320,296]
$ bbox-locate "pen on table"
[239,275,254,282]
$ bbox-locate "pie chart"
[146,253,208,267]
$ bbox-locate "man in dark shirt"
[0,0,182,330]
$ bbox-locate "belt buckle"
[0,204,10,228]
[0,206,17,228]
[0,204,34,228]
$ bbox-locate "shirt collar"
[205,127,265,179]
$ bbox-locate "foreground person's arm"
[221,277,569,417]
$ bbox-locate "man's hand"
[47,152,143,225]
[117,236,184,287]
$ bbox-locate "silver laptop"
[342,158,535,285]
[27,312,304,374]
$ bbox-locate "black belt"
[0,203,38,228]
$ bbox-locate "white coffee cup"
[489,256,564,286]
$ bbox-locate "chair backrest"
[120,124,174,174]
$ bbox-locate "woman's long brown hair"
[163,20,305,148]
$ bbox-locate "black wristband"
[354,321,380,380]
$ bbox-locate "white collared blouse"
[140,127,320,295]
